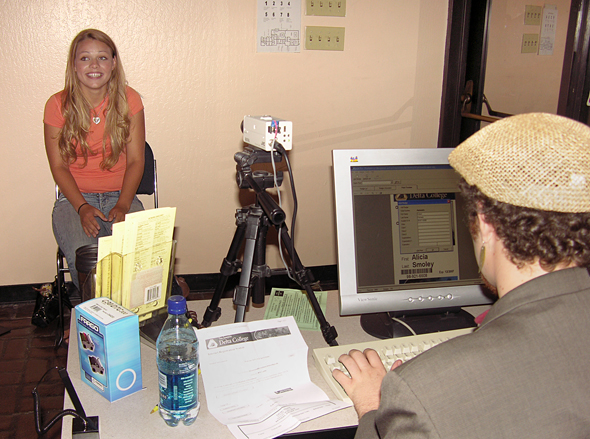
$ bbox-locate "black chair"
[137,141,159,208]
[55,142,158,347]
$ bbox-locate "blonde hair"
[59,29,130,170]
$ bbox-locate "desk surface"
[62,292,489,438]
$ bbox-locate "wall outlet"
[524,5,542,25]
[306,0,346,17]
[305,26,345,51]
[521,33,539,53]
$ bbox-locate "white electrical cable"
[270,141,282,206]
[270,128,296,282]
[390,317,418,336]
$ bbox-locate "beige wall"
[0,0,448,286]
[484,0,570,115]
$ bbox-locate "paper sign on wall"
[539,5,558,56]
[257,0,301,53]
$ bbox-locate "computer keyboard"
[312,327,475,402]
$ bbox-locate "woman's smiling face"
[74,38,116,99]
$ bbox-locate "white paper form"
[120,207,176,311]
[198,316,350,439]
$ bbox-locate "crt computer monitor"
[332,148,493,339]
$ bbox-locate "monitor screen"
[333,148,493,337]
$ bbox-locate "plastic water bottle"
[156,296,200,426]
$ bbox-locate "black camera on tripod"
[201,117,339,346]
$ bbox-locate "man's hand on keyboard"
[333,349,403,419]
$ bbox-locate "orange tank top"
[43,86,144,193]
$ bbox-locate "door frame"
[438,0,491,148]
[438,0,590,148]
[558,0,590,123]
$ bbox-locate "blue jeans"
[52,191,144,290]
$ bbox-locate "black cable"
[32,366,96,435]
[274,142,298,275]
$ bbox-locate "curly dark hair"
[459,179,590,270]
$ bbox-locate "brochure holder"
[96,240,177,323]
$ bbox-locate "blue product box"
[75,298,142,402]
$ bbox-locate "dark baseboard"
[0,265,339,304]
[184,264,338,301]
[0,283,47,303]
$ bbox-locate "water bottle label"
[158,370,198,411]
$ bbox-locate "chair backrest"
[137,142,159,208]
[55,141,158,208]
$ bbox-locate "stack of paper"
[96,207,176,321]
[198,316,350,439]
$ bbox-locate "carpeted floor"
[0,301,71,439]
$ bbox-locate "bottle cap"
[167,295,187,315]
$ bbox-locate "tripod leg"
[202,209,248,327]
[278,226,339,346]
[234,208,264,322]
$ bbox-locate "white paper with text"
[198,316,350,439]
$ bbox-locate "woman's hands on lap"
[107,203,130,224]
[78,203,108,238]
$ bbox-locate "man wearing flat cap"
[335,113,590,438]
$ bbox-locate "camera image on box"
[80,332,95,351]
[89,356,105,375]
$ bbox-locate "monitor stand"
[360,308,476,339]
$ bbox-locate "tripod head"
[235,147,285,226]
[235,147,284,190]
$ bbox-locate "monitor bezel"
[332,148,493,316]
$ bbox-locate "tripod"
[201,148,339,346]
